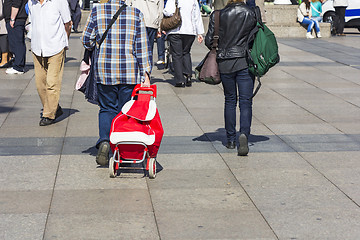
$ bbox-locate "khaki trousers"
[33,49,65,119]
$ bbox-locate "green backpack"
[247,6,280,97]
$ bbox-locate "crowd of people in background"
[0,0,351,159]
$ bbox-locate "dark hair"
[303,0,311,9]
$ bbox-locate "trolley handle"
[132,84,157,98]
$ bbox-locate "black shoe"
[185,76,192,87]
[238,134,249,156]
[96,141,110,166]
[39,117,54,126]
[226,141,236,149]
[55,105,63,119]
[175,82,185,88]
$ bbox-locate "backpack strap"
[247,6,263,100]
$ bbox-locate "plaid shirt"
[82,0,152,85]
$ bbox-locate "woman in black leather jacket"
[205,0,256,156]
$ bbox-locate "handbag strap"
[99,4,127,47]
[212,10,220,49]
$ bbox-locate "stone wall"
[265,4,331,38]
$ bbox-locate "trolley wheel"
[109,157,117,178]
[148,158,156,179]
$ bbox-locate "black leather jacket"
[205,3,256,59]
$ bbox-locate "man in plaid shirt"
[82,0,152,166]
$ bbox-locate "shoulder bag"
[78,4,127,105]
[160,0,182,31]
[196,10,221,85]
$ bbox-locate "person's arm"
[10,7,19,28]
[135,12,152,86]
[64,21,72,39]
[204,11,215,49]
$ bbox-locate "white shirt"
[163,0,204,35]
[28,0,71,57]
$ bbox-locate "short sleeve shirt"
[28,0,71,57]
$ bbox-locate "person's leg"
[146,27,157,57]
[33,53,48,110]
[221,72,237,144]
[6,21,26,72]
[236,69,254,138]
[313,19,320,33]
[72,4,82,31]
[302,17,314,32]
[97,84,120,147]
[157,32,166,62]
[117,84,136,113]
[167,34,186,86]
[335,6,346,34]
[42,49,66,119]
[181,34,195,77]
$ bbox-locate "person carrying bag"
[204,0,257,156]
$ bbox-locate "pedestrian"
[156,0,167,66]
[0,0,12,68]
[126,0,164,56]
[3,0,27,74]
[205,0,256,156]
[163,0,204,87]
[28,0,72,126]
[82,0,152,166]
[297,0,321,39]
[68,0,82,33]
[333,0,348,36]
[310,0,323,23]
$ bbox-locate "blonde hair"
[227,0,246,5]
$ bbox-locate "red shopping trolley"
[109,85,163,178]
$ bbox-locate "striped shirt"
[82,0,152,85]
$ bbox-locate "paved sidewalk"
[1,13,360,239]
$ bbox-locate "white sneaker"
[317,32,322,38]
[6,67,24,74]
[306,32,315,39]
[156,60,165,65]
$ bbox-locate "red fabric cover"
[123,94,152,121]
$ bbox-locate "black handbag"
[160,0,182,31]
[196,10,221,85]
[79,4,127,104]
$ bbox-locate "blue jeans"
[96,84,135,147]
[146,27,157,58]
[157,32,166,61]
[302,17,320,33]
[221,68,254,142]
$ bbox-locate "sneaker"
[6,67,24,74]
[306,32,315,39]
[238,134,249,156]
[156,60,165,65]
[96,141,110,166]
[317,32,322,38]
[39,117,54,126]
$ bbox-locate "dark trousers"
[96,84,135,147]
[167,34,195,84]
[221,68,254,142]
[71,4,82,31]
[146,27,157,58]
[6,21,26,71]
[157,32,166,61]
[335,6,346,34]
